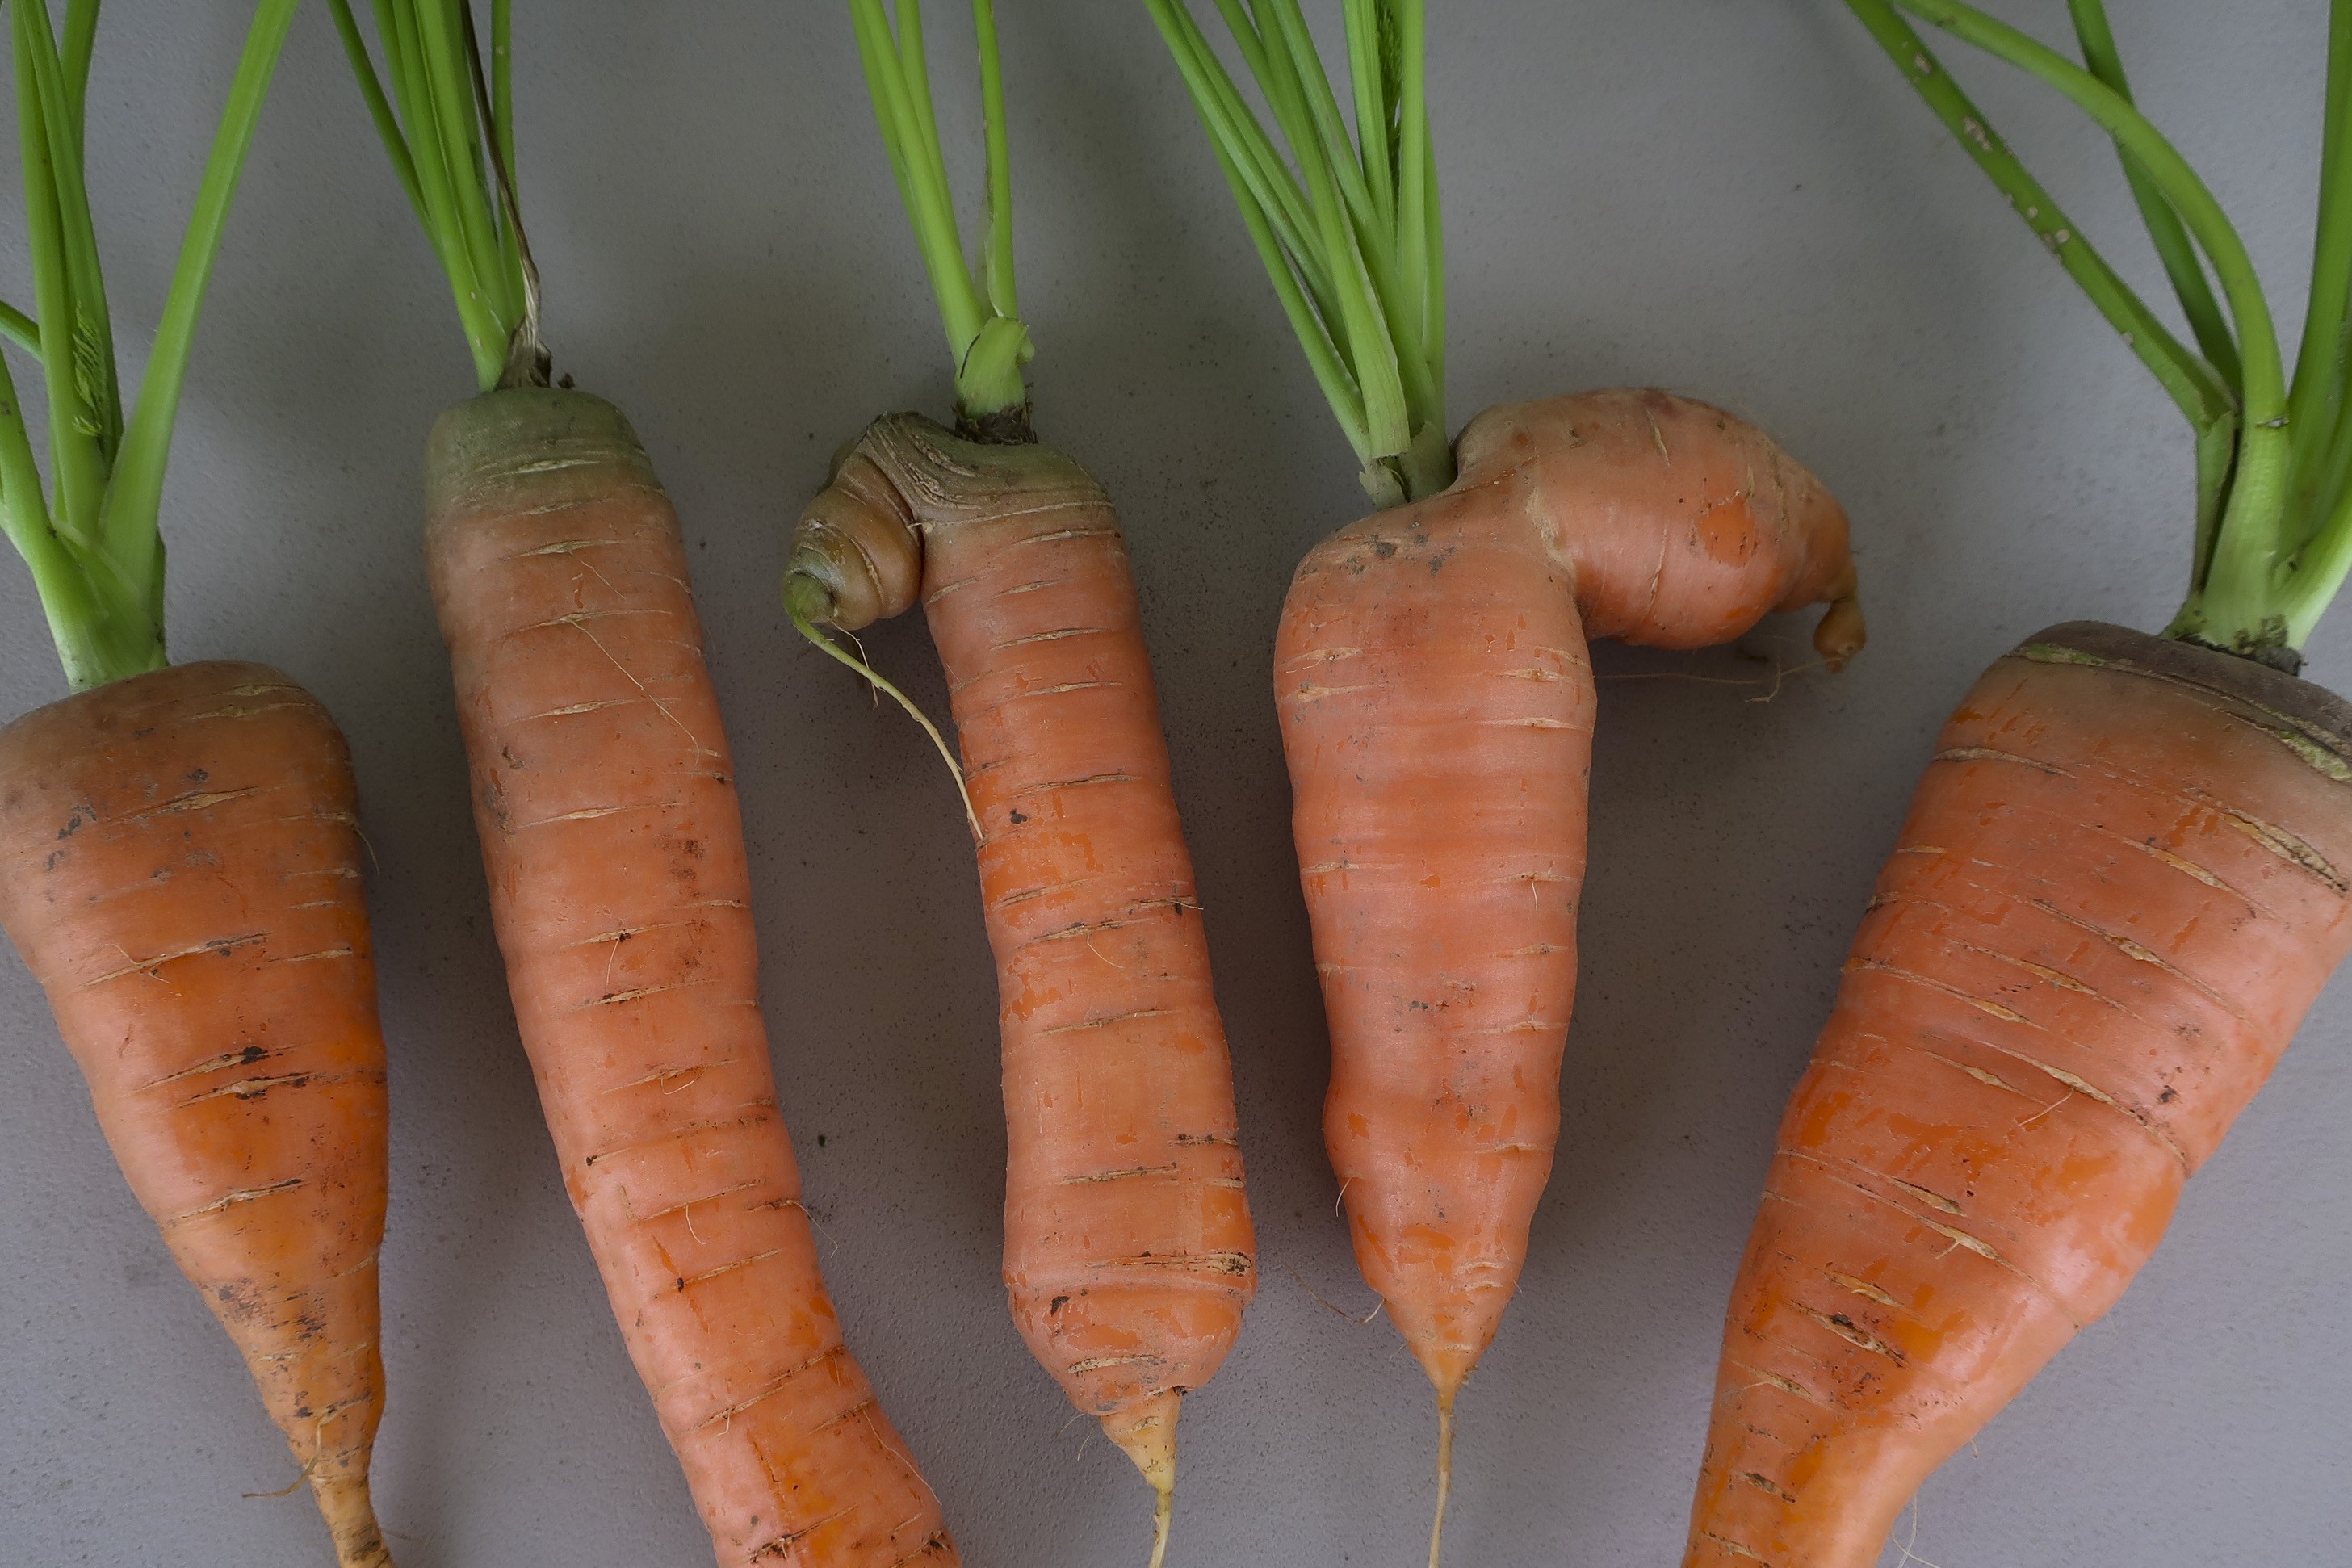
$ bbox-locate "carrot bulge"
[427,388,958,1568]
[0,662,395,1568]
[789,413,1258,1558]
[1282,388,1861,1504]
[1683,622,2352,1568]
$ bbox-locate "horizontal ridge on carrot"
[786,8,1255,1563]
[0,6,397,1564]
[1143,3,1862,1558]
[329,6,959,1562]
[1687,5,2352,1563]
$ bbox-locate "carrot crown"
[1145,0,1450,508]
[1851,0,2352,672]
[0,2,300,694]
[847,0,1032,433]
[328,0,543,394]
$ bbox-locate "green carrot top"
[848,0,1033,437]
[1851,0,2352,672]
[0,1,302,694]
[329,0,541,394]
[1147,0,1448,508]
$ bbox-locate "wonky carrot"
[333,10,958,1564]
[0,6,396,1563]
[786,8,1256,1562]
[1690,4,2352,1561]
[1147,6,1862,1557]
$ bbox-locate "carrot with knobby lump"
[0,6,396,1564]
[784,6,1256,1564]
[1143,4,1863,1559]
[327,7,955,1565]
[1687,6,2352,1564]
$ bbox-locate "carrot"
[1285,389,1859,1398]
[786,9,1256,1562]
[0,6,396,1564]
[1147,6,1862,1558]
[0,665,393,1566]
[333,10,958,1564]
[1687,6,2352,1562]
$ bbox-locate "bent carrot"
[790,417,1256,1520]
[788,10,1257,1561]
[0,663,392,1567]
[429,392,954,1567]
[0,6,394,1562]
[1687,5,2352,1560]
[1146,7,1863,1554]
[1684,624,2352,1567]
[1285,389,1859,1414]
[330,10,962,1563]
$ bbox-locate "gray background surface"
[1,2,2345,1565]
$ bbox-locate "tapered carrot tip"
[1813,567,1867,672]
[1428,1390,1457,1568]
[1104,1390,1180,1568]
[309,1473,394,1568]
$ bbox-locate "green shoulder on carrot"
[1142,4,1863,1563]
[326,6,958,1565]
[783,7,1258,1565]
[0,6,396,1565]
[1685,6,2352,1565]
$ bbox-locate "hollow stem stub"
[783,571,981,841]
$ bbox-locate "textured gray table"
[2,3,2344,1565]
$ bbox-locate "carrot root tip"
[1145,1478,1175,1568]
[1813,591,1868,673]
[1428,1392,1456,1568]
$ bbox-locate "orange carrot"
[794,10,1257,1560]
[428,390,957,1568]
[1681,6,2352,1559]
[0,663,393,1566]
[790,417,1256,1542]
[0,6,392,1561]
[1144,10,1864,1552]
[1683,625,2352,1566]
[1281,391,1859,1521]
[329,9,962,1556]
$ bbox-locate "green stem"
[61,0,95,154]
[2284,0,2352,547]
[844,0,1029,421]
[1844,0,2230,435]
[327,0,428,224]
[2065,0,2241,393]
[1146,0,1449,501]
[974,0,1016,321]
[1897,0,2291,652]
[95,0,303,618]
[492,0,515,195]
[0,300,37,360]
[15,6,107,557]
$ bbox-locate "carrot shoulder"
[428,390,955,1568]
[1685,623,2352,1568]
[1283,390,1860,1399]
[0,661,393,1567]
[791,413,1256,1507]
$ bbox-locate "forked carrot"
[1145,6,1863,1559]
[332,8,959,1563]
[0,6,396,1564]
[1688,5,2352,1562]
[786,7,1256,1562]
